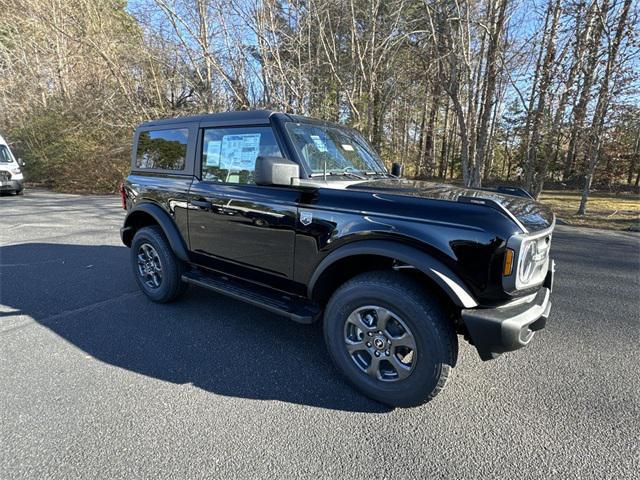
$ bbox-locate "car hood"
[347,179,555,233]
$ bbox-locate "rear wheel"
[323,271,457,407]
[131,226,188,303]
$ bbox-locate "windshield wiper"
[310,170,366,180]
[331,170,366,179]
[361,171,392,178]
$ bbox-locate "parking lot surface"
[1,190,639,479]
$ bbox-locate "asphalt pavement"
[1,190,639,479]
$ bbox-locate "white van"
[0,134,24,195]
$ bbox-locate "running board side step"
[181,270,320,324]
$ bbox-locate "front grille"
[0,171,11,181]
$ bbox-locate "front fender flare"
[122,202,189,262]
[307,240,477,308]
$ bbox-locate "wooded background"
[0,0,638,213]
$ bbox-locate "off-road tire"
[131,226,188,303]
[323,271,458,407]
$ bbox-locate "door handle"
[191,198,212,210]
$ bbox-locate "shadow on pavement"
[0,242,390,413]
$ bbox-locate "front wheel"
[131,226,188,303]
[323,271,458,407]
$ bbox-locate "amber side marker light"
[503,249,514,276]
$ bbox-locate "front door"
[188,124,299,281]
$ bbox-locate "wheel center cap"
[373,337,386,350]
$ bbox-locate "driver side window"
[201,126,282,184]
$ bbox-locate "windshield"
[285,122,386,176]
[0,145,14,164]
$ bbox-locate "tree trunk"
[483,88,503,182]
[473,0,507,188]
[424,85,440,177]
[439,100,450,178]
[416,94,428,177]
[448,119,459,180]
[627,132,639,184]
[452,95,471,185]
[523,0,561,192]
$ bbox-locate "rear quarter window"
[136,128,189,170]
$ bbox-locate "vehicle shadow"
[0,242,390,413]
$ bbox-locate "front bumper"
[0,179,23,192]
[462,262,554,361]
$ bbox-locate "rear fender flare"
[123,203,189,262]
[308,240,477,308]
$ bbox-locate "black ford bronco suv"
[121,110,555,407]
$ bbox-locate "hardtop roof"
[136,110,345,129]
[138,110,279,128]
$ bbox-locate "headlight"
[503,228,553,292]
[11,167,21,174]
[518,237,548,287]
[520,240,537,283]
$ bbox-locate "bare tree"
[577,0,633,214]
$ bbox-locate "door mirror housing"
[18,158,25,167]
[254,156,300,186]
[391,162,403,177]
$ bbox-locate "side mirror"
[18,158,25,167]
[391,162,403,177]
[255,156,299,186]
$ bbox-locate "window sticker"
[341,144,354,151]
[310,135,328,152]
[205,140,221,166]
[220,133,261,170]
